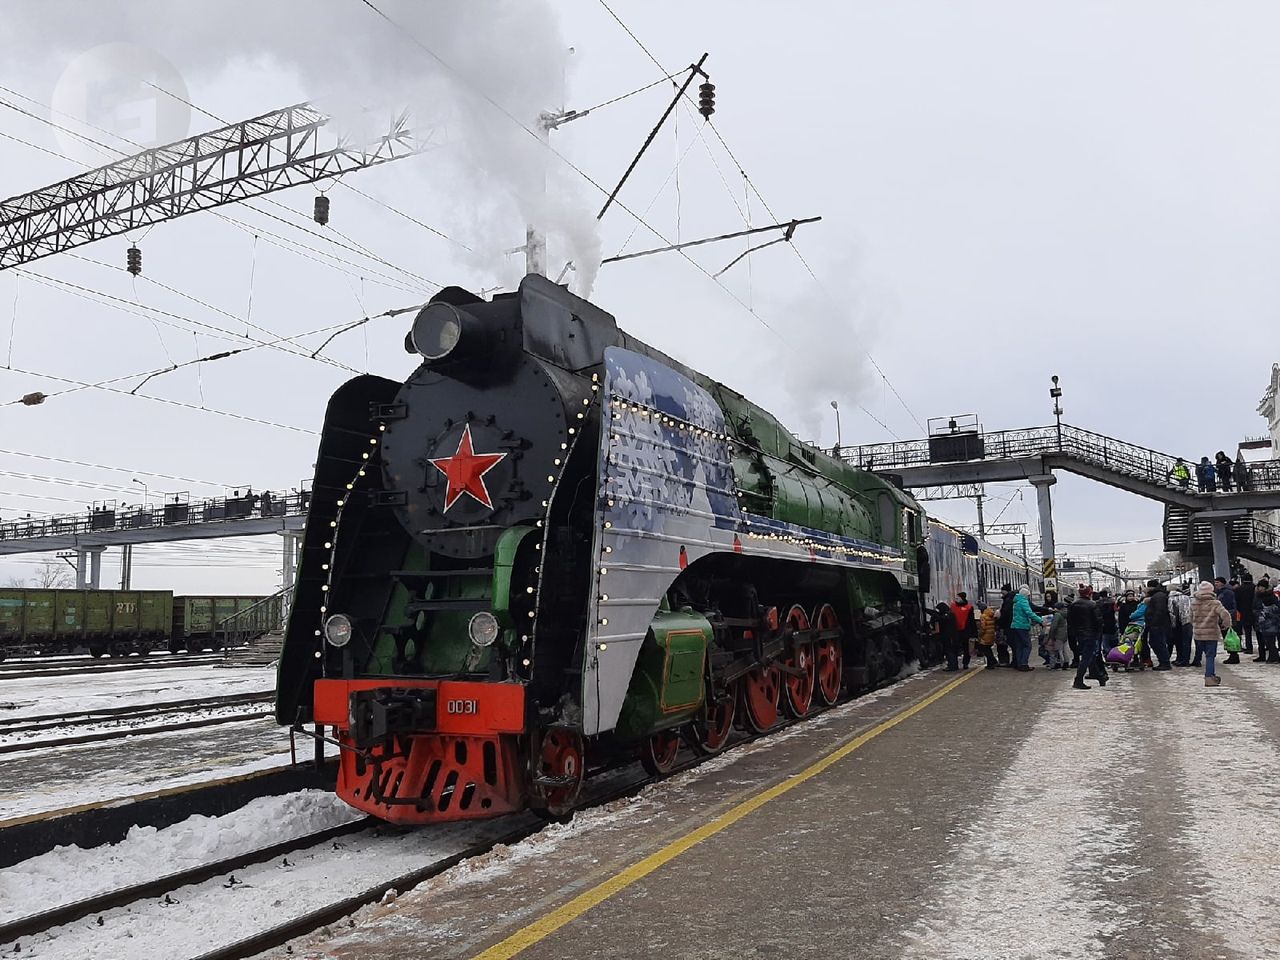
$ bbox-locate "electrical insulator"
[697,82,716,119]
[314,195,330,226]
[20,391,46,406]
[126,245,142,276]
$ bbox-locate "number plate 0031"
[444,699,479,715]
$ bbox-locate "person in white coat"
[1190,581,1232,687]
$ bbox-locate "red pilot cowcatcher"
[429,423,508,512]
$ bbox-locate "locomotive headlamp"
[468,611,501,647]
[410,302,464,360]
[323,613,353,648]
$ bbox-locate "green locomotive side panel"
[613,608,711,741]
[708,384,912,565]
[364,526,535,677]
[365,543,428,675]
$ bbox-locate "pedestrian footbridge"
[845,422,1280,577]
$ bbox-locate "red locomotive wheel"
[536,728,585,816]
[640,729,682,776]
[781,605,815,719]
[741,664,781,733]
[812,603,843,706]
[692,692,735,755]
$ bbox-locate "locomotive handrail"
[845,422,1280,494]
[0,487,312,543]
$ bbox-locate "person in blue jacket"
[1009,585,1044,671]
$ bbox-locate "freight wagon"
[170,594,283,653]
[0,589,278,660]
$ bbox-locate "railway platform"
[286,661,1280,960]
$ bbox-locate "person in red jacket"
[950,592,977,670]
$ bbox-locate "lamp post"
[1049,375,1063,451]
[131,478,148,505]
[830,400,842,456]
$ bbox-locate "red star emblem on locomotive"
[429,423,508,512]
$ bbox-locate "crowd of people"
[932,572,1277,688]
[1169,451,1251,492]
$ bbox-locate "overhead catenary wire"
[574,73,678,117]
[14,268,364,375]
[594,2,926,436]
[3,365,318,434]
[353,0,784,338]
[5,306,395,407]
[0,449,237,489]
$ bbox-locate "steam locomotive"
[276,276,929,823]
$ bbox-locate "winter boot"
[1205,675,1222,687]
[1269,649,1280,664]
[1072,679,1090,690]
[1225,651,1241,665]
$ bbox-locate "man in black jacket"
[996,584,1015,666]
[1144,580,1173,670]
[1096,588,1118,654]
[934,602,960,672]
[1234,574,1256,654]
[1067,586,1107,689]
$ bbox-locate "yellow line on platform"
[473,668,979,960]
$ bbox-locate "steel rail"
[0,655,224,681]
[0,691,273,733]
[0,710,273,756]
[0,817,375,944]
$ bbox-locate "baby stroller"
[1106,620,1147,672]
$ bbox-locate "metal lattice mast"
[0,103,420,270]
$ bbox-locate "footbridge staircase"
[1163,507,1280,572]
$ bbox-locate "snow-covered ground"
[0,795,526,960]
[0,700,274,750]
[0,664,274,720]
[0,717,303,822]
[0,790,359,924]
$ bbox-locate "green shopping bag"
[1224,628,1242,654]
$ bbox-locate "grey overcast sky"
[1,1,1277,592]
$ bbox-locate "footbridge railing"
[846,423,1280,494]
[216,588,289,649]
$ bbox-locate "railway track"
[0,691,274,736]
[0,654,224,681]
[0,696,275,755]
[0,816,376,945]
